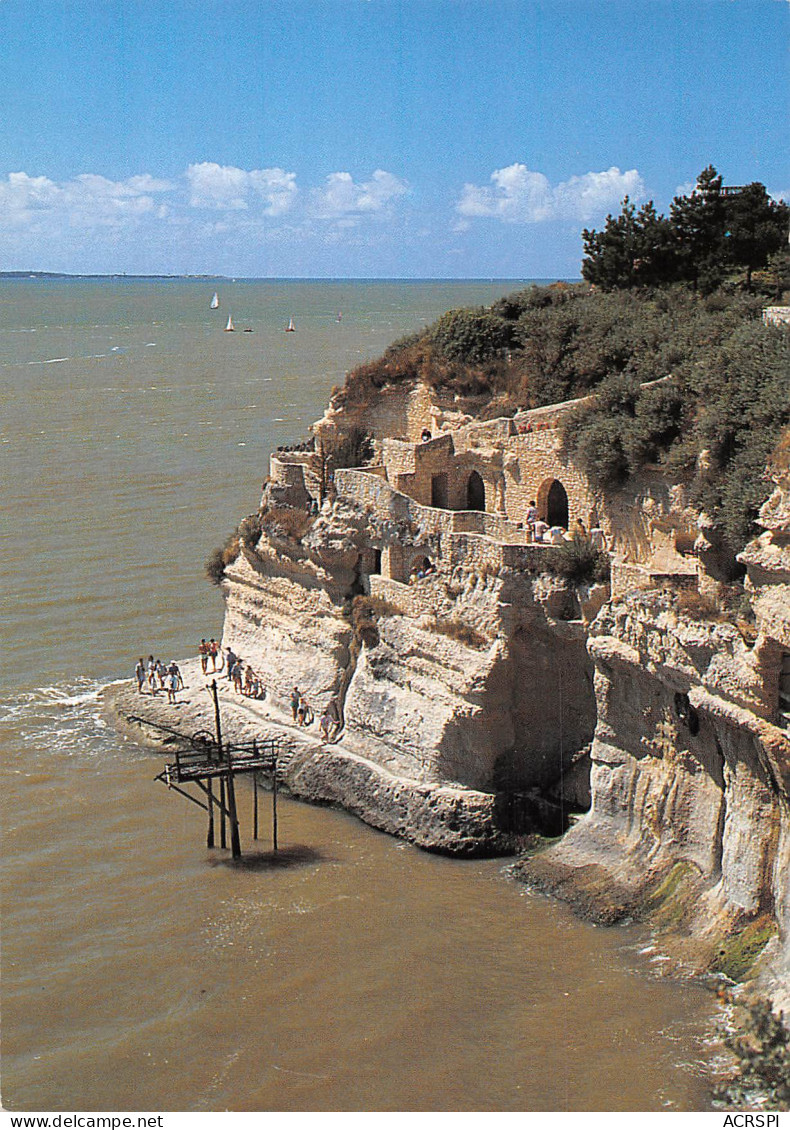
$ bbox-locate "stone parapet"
[610,559,699,600]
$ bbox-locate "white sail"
[210,292,219,309]
[224,314,235,332]
[286,316,296,332]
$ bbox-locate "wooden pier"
[133,681,281,860]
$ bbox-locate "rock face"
[217,494,596,851]
[518,472,790,1011]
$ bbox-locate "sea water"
[0,279,718,1111]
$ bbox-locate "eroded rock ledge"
[103,660,533,856]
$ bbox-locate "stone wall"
[500,431,596,529]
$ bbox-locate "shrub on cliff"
[562,314,789,549]
[563,374,686,487]
[260,505,315,542]
[430,617,488,649]
[688,321,790,548]
[351,594,402,647]
[205,532,240,585]
[544,534,610,586]
[428,308,512,365]
[237,512,263,550]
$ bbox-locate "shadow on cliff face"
[209,845,329,871]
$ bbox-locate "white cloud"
[186,162,297,214]
[312,169,408,220]
[0,170,175,230]
[457,164,644,224]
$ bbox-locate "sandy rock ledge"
[102,658,525,857]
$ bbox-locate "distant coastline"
[0,271,227,280]
[0,272,575,283]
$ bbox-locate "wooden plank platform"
[131,681,283,859]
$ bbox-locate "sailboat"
[285,316,296,333]
[210,292,219,309]
[224,314,235,332]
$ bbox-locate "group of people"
[290,685,314,727]
[409,559,437,582]
[137,637,343,740]
[291,686,342,742]
[223,646,266,699]
[135,656,184,703]
[197,638,222,673]
[524,504,606,549]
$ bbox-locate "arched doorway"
[467,471,486,511]
[409,555,436,580]
[537,478,569,528]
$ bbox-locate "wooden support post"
[219,778,227,849]
[207,778,215,848]
[225,769,241,860]
[252,742,259,841]
[272,757,279,853]
[209,679,241,858]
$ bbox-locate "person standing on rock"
[225,646,237,680]
[209,639,220,672]
[320,707,333,741]
[244,665,255,696]
[135,658,145,694]
[147,656,158,696]
[199,639,209,675]
[291,686,301,721]
[166,667,179,704]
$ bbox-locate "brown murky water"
[0,280,717,1111]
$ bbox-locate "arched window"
[467,470,486,511]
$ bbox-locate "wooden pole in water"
[209,678,241,860]
[207,779,215,848]
[252,742,259,841]
[210,680,228,851]
[219,778,227,849]
[272,756,279,853]
[225,762,242,860]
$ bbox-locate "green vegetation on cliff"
[338,171,789,553]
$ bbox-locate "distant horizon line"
[0,270,580,283]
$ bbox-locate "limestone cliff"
[517,462,790,1012]
[219,491,596,844]
[108,366,789,1008]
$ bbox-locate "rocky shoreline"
[102,658,528,857]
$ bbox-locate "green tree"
[582,197,675,290]
[725,182,790,289]
[669,165,728,291]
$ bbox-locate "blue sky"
[1,0,787,277]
